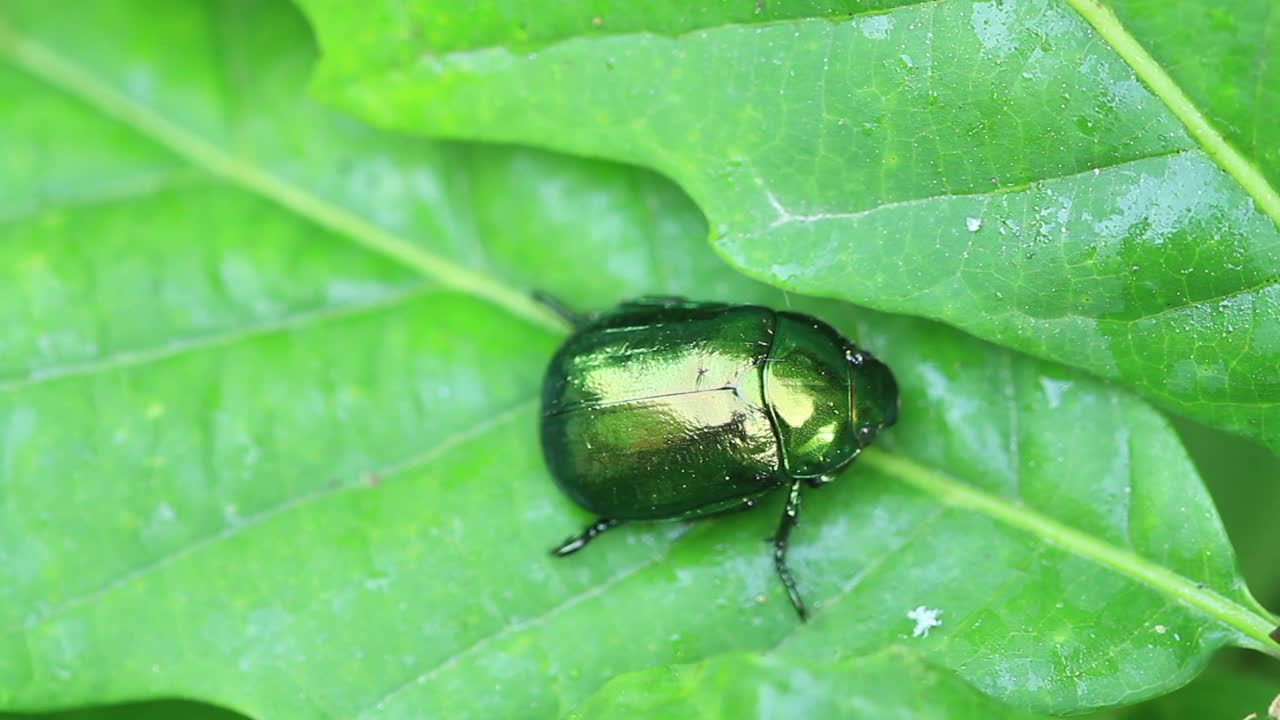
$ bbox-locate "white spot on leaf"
[859,14,895,39]
[971,1,1018,59]
[1038,377,1073,409]
[907,605,943,637]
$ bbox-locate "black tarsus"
[772,479,809,621]
[804,474,834,489]
[1270,625,1280,644]
[551,517,622,556]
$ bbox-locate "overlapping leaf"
[0,1,1276,719]
[567,649,1052,719]
[300,0,1280,452]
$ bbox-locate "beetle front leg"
[551,517,622,556]
[772,479,809,621]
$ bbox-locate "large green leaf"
[0,1,1277,718]
[1100,659,1280,720]
[2,701,242,720]
[299,0,1280,452]
[567,649,1051,719]
[1103,0,1280,194]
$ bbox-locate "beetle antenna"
[533,291,587,327]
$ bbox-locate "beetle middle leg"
[804,474,835,489]
[551,517,622,556]
[772,479,809,621]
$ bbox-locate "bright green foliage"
[0,1,1277,719]
[1116,663,1280,720]
[301,0,1280,453]
[2,701,240,720]
[568,649,1052,719]
[1104,0,1280,193]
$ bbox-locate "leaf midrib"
[1062,0,1280,228]
[0,24,568,335]
[860,448,1280,652]
[316,0,1280,233]
[352,446,1280,716]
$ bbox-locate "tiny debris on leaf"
[907,605,942,638]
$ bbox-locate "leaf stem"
[861,448,1280,656]
[0,24,569,334]
[1065,0,1280,227]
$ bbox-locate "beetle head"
[846,348,900,447]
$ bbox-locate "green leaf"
[1101,0,1280,198]
[566,648,1052,719]
[0,701,243,720]
[1101,659,1280,720]
[298,0,1280,451]
[0,1,1276,718]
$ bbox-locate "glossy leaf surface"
[300,0,1280,451]
[0,1,1276,719]
[567,649,1051,719]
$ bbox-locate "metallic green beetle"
[539,296,899,620]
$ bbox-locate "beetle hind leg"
[551,517,622,556]
[772,480,809,621]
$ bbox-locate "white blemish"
[1091,154,1223,246]
[900,54,915,68]
[770,263,803,282]
[907,605,943,637]
[1038,377,1073,409]
[916,363,951,403]
[965,217,983,232]
[1153,624,1167,634]
[245,606,289,640]
[124,68,156,98]
[971,0,1018,59]
[754,169,962,233]
[325,280,392,304]
[859,14,895,39]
